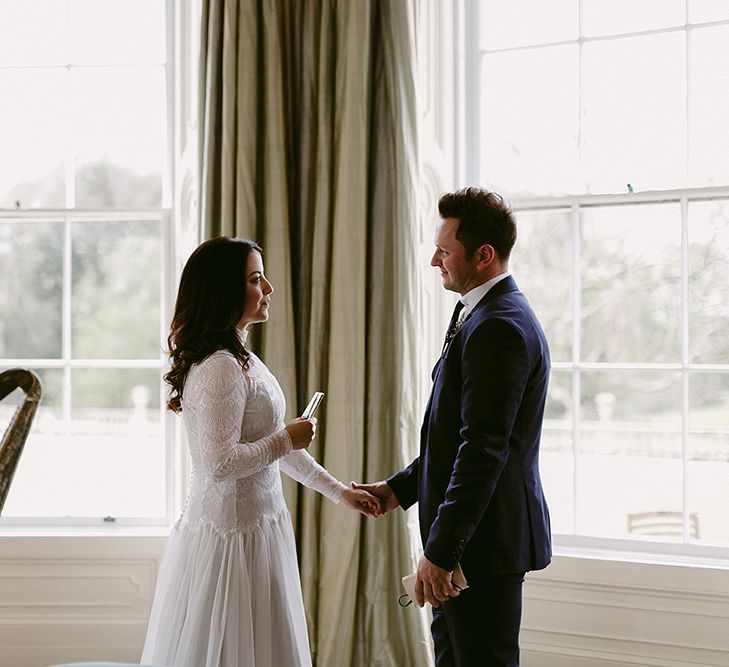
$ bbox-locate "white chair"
[627,510,700,539]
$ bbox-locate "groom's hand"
[350,480,400,516]
[414,555,460,608]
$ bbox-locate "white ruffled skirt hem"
[141,512,312,667]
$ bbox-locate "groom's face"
[431,218,480,295]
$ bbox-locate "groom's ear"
[476,243,496,267]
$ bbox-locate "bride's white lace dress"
[141,350,345,667]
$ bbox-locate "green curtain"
[198,1,431,665]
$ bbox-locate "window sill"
[0,524,171,538]
[554,534,729,570]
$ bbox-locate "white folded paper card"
[301,391,324,419]
[401,562,469,602]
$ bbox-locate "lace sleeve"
[192,352,292,482]
[279,449,347,503]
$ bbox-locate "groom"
[356,187,552,666]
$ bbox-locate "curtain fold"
[199,2,430,665]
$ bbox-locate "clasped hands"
[350,481,460,607]
[340,479,400,518]
[344,479,400,519]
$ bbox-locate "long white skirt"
[141,512,312,667]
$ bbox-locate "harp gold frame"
[0,368,42,514]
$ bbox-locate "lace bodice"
[177,350,346,535]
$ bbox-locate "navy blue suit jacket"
[387,276,552,576]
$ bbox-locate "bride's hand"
[284,417,316,450]
[340,486,381,518]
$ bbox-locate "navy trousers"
[431,571,525,667]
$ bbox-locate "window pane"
[481,0,578,50]
[0,221,63,358]
[72,67,165,207]
[71,220,161,359]
[583,0,684,37]
[688,200,729,364]
[511,209,572,361]
[690,374,729,429]
[0,69,67,209]
[70,368,164,517]
[71,367,160,413]
[0,0,68,66]
[481,45,579,197]
[70,0,166,65]
[577,371,683,539]
[583,33,686,193]
[1,368,165,518]
[689,373,729,545]
[690,0,729,22]
[581,204,681,363]
[581,371,681,426]
[540,370,574,534]
[689,26,729,188]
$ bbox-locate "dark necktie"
[441,301,465,354]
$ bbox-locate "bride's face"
[238,250,273,329]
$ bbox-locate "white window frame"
[0,0,180,532]
[459,0,729,562]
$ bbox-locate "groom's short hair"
[438,187,517,260]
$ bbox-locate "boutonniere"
[442,314,467,356]
[445,317,465,345]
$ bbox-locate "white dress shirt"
[457,272,510,324]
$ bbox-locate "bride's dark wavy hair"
[164,236,263,413]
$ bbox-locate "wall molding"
[527,576,729,619]
[0,557,155,618]
[0,536,165,667]
[520,554,729,667]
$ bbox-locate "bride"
[141,237,379,667]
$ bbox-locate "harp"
[0,369,42,514]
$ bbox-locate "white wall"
[1,537,728,667]
[0,536,165,667]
